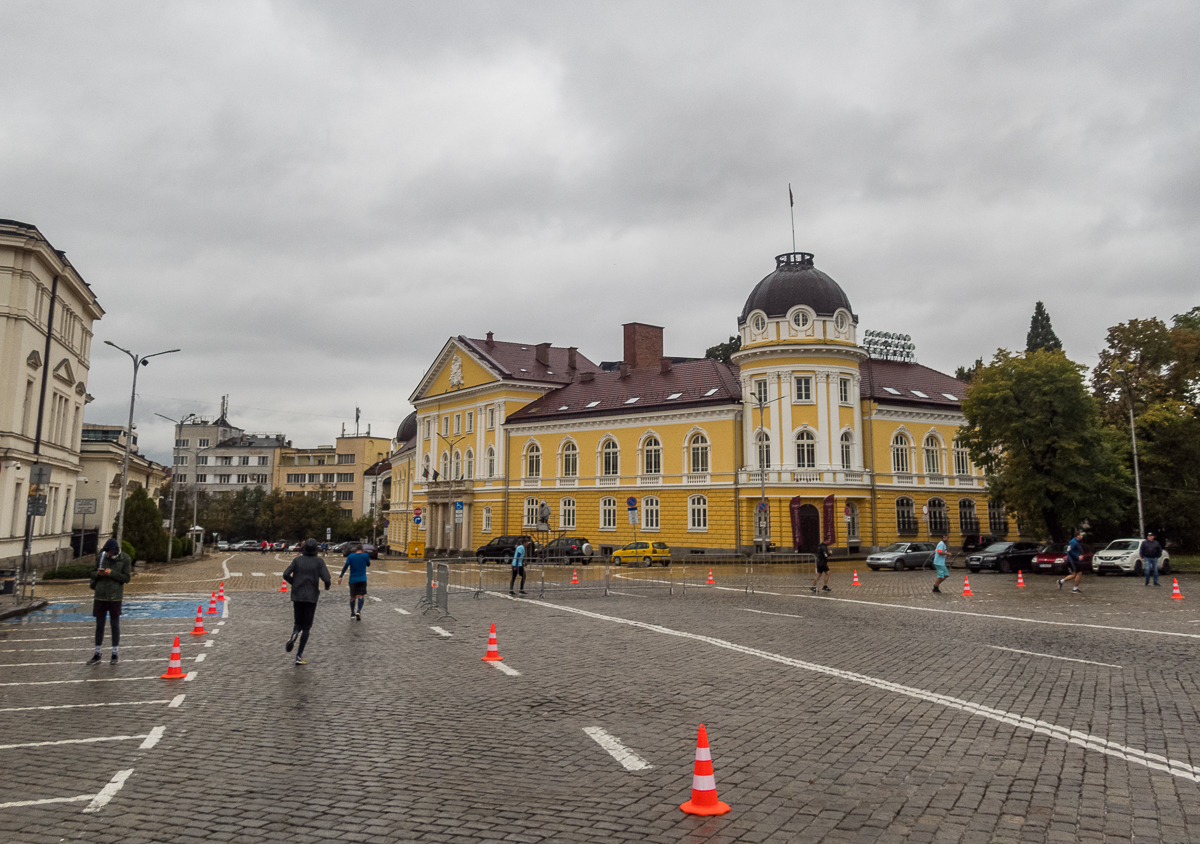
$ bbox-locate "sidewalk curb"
[0,599,50,622]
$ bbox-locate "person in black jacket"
[283,539,331,665]
[811,542,832,593]
[1140,532,1164,587]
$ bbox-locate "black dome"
[396,411,417,443]
[738,252,854,325]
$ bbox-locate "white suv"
[1093,539,1171,576]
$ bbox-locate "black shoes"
[932,586,941,593]
[87,654,102,665]
[356,612,361,621]
[110,654,118,665]
[1057,578,1064,590]
[810,586,817,594]
[294,657,306,665]
[519,590,527,595]
[822,586,832,592]
[285,633,297,653]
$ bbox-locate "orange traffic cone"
[1016,571,1026,588]
[278,579,288,593]
[481,622,503,661]
[706,568,714,584]
[852,570,861,586]
[962,575,974,597]
[206,591,218,614]
[160,636,185,679]
[680,724,731,816]
[1171,578,1185,600]
[217,582,226,602]
[189,604,206,636]
[571,569,578,584]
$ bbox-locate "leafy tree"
[955,358,983,384]
[1090,317,1182,423]
[959,349,1128,541]
[115,486,167,563]
[1129,402,1200,549]
[705,335,741,364]
[255,490,347,541]
[1025,301,1062,353]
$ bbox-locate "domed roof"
[738,252,854,325]
[396,411,417,443]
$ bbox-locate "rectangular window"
[287,473,304,484]
[174,439,190,448]
[176,474,187,484]
[560,498,576,529]
[285,491,297,497]
[424,419,431,439]
[336,473,354,483]
[307,473,320,483]
[839,377,851,404]
[443,416,450,437]
[689,495,708,530]
[794,376,812,403]
[466,411,474,433]
[337,454,355,464]
[258,456,269,466]
[198,438,210,448]
[600,498,617,530]
[237,474,249,484]
[322,473,335,483]
[22,380,34,437]
[482,507,492,533]
[218,456,232,466]
[336,490,354,501]
[754,379,768,405]
[524,497,538,527]
[197,456,208,465]
[238,456,250,466]
[196,474,207,483]
[487,408,496,429]
[217,474,230,484]
[174,455,188,466]
[642,497,660,530]
[454,413,461,435]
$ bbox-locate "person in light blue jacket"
[510,540,527,596]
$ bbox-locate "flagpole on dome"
[788,183,796,254]
[355,406,361,437]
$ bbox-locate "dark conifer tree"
[1026,301,1063,353]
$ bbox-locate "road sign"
[756,500,769,514]
[30,463,52,485]
[74,498,97,515]
[162,520,170,530]
[628,510,639,525]
[454,508,463,524]
[844,516,851,523]
[413,516,422,525]
[326,527,332,540]
[844,504,851,517]
[922,505,929,515]
[414,507,422,516]
[27,494,47,517]
[454,501,464,510]
[626,496,637,509]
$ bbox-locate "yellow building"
[393,252,1006,557]
[274,434,390,520]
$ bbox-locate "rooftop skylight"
[666,392,683,400]
[910,390,928,398]
[557,406,569,411]
[882,387,901,395]
[585,400,601,408]
[704,388,719,397]
[624,397,640,404]
[941,392,958,401]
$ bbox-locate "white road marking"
[0,793,93,809]
[0,699,170,713]
[221,555,234,578]
[251,572,265,577]
[369,596,382,602]
[217,621,225,626]
[607,591,648,598]
[393,608,411,615]
[83,768,134,813]
[184,671,197,682]
[0,658,166,667]
[204,640,213,647]
[0,733,155,751]
[489,661,521,676]
[1,644,164,653]
[221,598,228,618]
[0,634,182,643]
[138,726,165,749]
[582,727,652,771]
[987,645,1121,668]
[209,629,219,635]
[0,676,164,687]
[194,653,206,663]
[741,609,804,619]
[273,571,284,576]
[524,598,1200,784]
[168,694,185,708]
[229,572,243,577]
[430,627,453,638]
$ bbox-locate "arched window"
[422,454,430,479]
[524,497,538,526]
[928,497,948,534]
[602,440,619,476]
[953,438,971,476]
[756,431,771,469]
[924,435,942,475]
[840,431,853,469]
[526,443,541,478]
[958,498,978,533]
[560,497,576,529]
[600,497,617,529]
[482,506,492,533]
[452,450,462,480]
[689,495,708,530]
[891,433,910,474]
[795,430,816,469]
[988,500,1008,536]
[486,446,495,479]
[896,496,917,535]
[689,433,709,474]
[440,451,449,479]
[643,437,661,475]
[562,442,578,477]
[642,496,660,529]
[465,449,474,479]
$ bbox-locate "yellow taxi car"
[610,541,671,567]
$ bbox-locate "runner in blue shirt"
[510,540,528,596]
[338,544,371,620]
[932,534,950,593]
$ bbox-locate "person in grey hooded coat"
[282,539,331,665]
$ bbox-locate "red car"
[1033,542,1095,575]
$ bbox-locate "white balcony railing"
[792,470,821,483]
[956,476,977,487]
[894,473,915,485]
[685,473,710,485]
[597,476,620,486]
[926,474,947,486]
[521,478,541,488]
[746,470,767,484]
[638,474,662,485]
[556,477,577,487]
[843,471,864,483]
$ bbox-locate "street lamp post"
[155,412,196,564]
[105,341,179,547]
[1114,368,1146,538]
[754,392,769,552]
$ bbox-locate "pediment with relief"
[27,350,42,370]
[53,358,75,384]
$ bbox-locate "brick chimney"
[535,342,551,366]
[485,331,494,348]
[623,322,664,370]
[581,371,595,383]
[619,363,631,379]
[660,357,672,373]
[567,347,577,370]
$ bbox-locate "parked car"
[1033,542,1096,575]
[233,540,258,551]
[343,543,379,560]
[329,541,351,554]
[1092,539,1172,576]
[961,534,999,554]
[216,541,229,551]
[272,540,288,550]
[475,535,537,564]
[866,542,938,571]
[965,541,1043,573]
[290,541,304,552]
[542,536,595,563]
[611,541,671,567]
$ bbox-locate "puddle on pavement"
[5,599,203,624]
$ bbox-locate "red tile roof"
[459,336,603,385]
[860,359,967,408]
[508,359,742,423]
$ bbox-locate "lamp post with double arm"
[1114,368,1146,538]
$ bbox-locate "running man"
[1058,530,1085,593]
[510,539,527,595]
[932,533,950,593]
[87,538,132,665]
[339,544,371,620]
[283,539,331,665]
[811,542,831,593]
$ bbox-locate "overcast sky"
[3,2,1196,464]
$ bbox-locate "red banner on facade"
[789,496,804,550]
[822,495,836,545]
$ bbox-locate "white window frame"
[482,506,492,533]
[487,408,496,429]
[486,446,495,479]
[840,431,853,470]
[600,497,617,530]
[454,413,461,435]
[753,379,768,405]
[891,433,911,474]
[601,440,619,476]
[465,449,474,479]
[795,430,816,469]
[560,497,576,529]
[561,441,578,478]
[466,411,474,433]
[526,443,541,478]
[688,495,708,531]
[793,375,813,404]
[924,435,942,475]
[839,377,852,405]
[524,497,538,527]
[642,496,660,531]
[643,437,662,475]
[690,434,709,474]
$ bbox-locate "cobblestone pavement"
[4,557,1200,843]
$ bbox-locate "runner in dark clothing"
[283,539,331,665]
[811,542,831,593]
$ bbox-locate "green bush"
[171,537,194,559]
[121,540,136,561]
[42,563,96,580]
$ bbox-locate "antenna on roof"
[788,184,796,254]
[862,330,916,362]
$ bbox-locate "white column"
[824,372,839,469]
[780,371,794,469]
[815,372,830,470]
[768,371,782,471]
[741,376,755,469]
[852,374,865,470]
[463,502,472,551]
[494,403,505,475]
